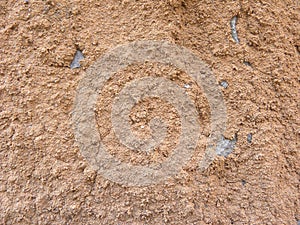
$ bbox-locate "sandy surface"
[0,0,299,224]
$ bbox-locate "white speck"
[141,125,145,129]
[184,84,190,89]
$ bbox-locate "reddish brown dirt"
[0,0,299,224]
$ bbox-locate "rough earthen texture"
[0,0,299,224]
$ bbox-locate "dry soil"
[0,0,299,224]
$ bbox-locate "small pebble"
[243,61,252,67]
[242,180,246,186]
[216,135,237,157]
[230,16,239,43]
[70,50,84,69]
[220,81,228,89]
[247,133,252,143]
[184,84,191,89]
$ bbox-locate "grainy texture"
[0,0,299,224]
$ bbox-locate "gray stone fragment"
[247,133,252,143]
[230,16,239,43]
[216,135,237,157]
[243,61,252,67]
[70,50,84,69]
[220,81,228,89]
